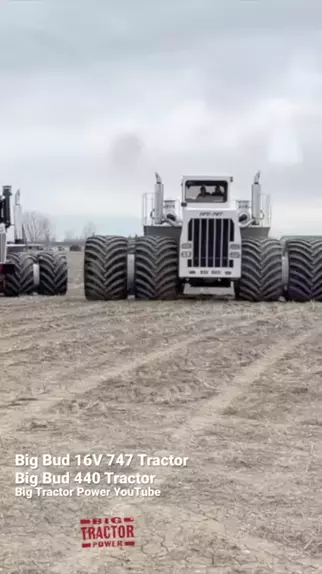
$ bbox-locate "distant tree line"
[22,212,138,247]
[21,212,97,244]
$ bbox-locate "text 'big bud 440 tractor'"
[0,186,68,297]
[84,172,322,302]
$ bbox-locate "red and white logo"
[80,517,136,549]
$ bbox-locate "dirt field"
[1,252,322,573]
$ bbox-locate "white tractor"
[83,172,322,302]
[0,186,68,296]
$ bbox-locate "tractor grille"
[187,218,234,268]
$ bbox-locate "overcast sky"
[1,0,322,237]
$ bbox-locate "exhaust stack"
[154,172,164,224]
[251,171,261,225]
[14,189,24,242]
[1,186,12,228]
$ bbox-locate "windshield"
[185,180,228,202]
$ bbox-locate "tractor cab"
[182,176,233,205]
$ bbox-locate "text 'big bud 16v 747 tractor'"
[0,186,68,297]
[83,172,322,302]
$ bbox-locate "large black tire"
[285,238,322,302]
[134,236,178,300]
[4,252,35,297]
[236,237,283,302]
[84,235,128,301]
[37,250,68,296]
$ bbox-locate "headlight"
[229,251,240,258]
[181,243,192,249]
[181,251,192,258]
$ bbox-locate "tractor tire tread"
[237,237,283,302]
[37,250,68,296]
[286,238,322,301]
[4,252,34,296]
[134,236,178,300]
[84,235,128,300]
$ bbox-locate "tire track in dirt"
[62,305,313,410]
[0,300,258,349]
[0,298,268,342]
[2,306,319,574]
[0,307,210,352]
[0,310,263,378]
[0,296,303,329]
[0,312,284,435]
[1,304,292,399]
[126,324,322,572]
[0,293,229,318]
[0,299,178,329]
[174,325,322,440]
[2,309,285,367]
[52,324,322,574]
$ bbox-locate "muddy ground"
[1,252,322,573]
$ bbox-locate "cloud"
[0,0,322,236]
